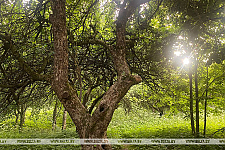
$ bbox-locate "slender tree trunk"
[15,108,19,127]
[204,65,208,137]
[188,69,195,135]
[19,104,26,132]
[194,59,199,137]
[52,100,58,131]
[62,108,67,130]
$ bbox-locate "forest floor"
[0,107,224,149]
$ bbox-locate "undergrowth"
[0,107,224,150]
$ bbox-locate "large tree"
[1,1,163,146]
[0,0,166,149]
[50,0,146,148]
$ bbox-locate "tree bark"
[188,69,195,135]
[203,65,208,137]
[50,0,146,149]
[19,104,26,132]
[52,100,58,131]
[194,58,199,138]
[62,108,67,130]
[15,108,19,127]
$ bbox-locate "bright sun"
[183,58,189,65]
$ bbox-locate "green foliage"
[0,107,224,149]
[108,108,225,149]
[0,105,75,132]
[0,1,225,149]
[108,108,225,138]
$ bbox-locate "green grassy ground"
[108,108,225,150]
[108,108,225,138]
[0,107,224,149]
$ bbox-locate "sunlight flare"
[183,58,189,65]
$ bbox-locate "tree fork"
[50,0,146,149]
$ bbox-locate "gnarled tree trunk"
[50,0,148,149]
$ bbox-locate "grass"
[108,109,190,138]
[0,107,224,149]
[108,108,225,150]
[108,108,225,139]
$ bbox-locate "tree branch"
[88,93,105,114]
[0,34,51,82]
[50,0,91,137]
[76,38,111,50]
